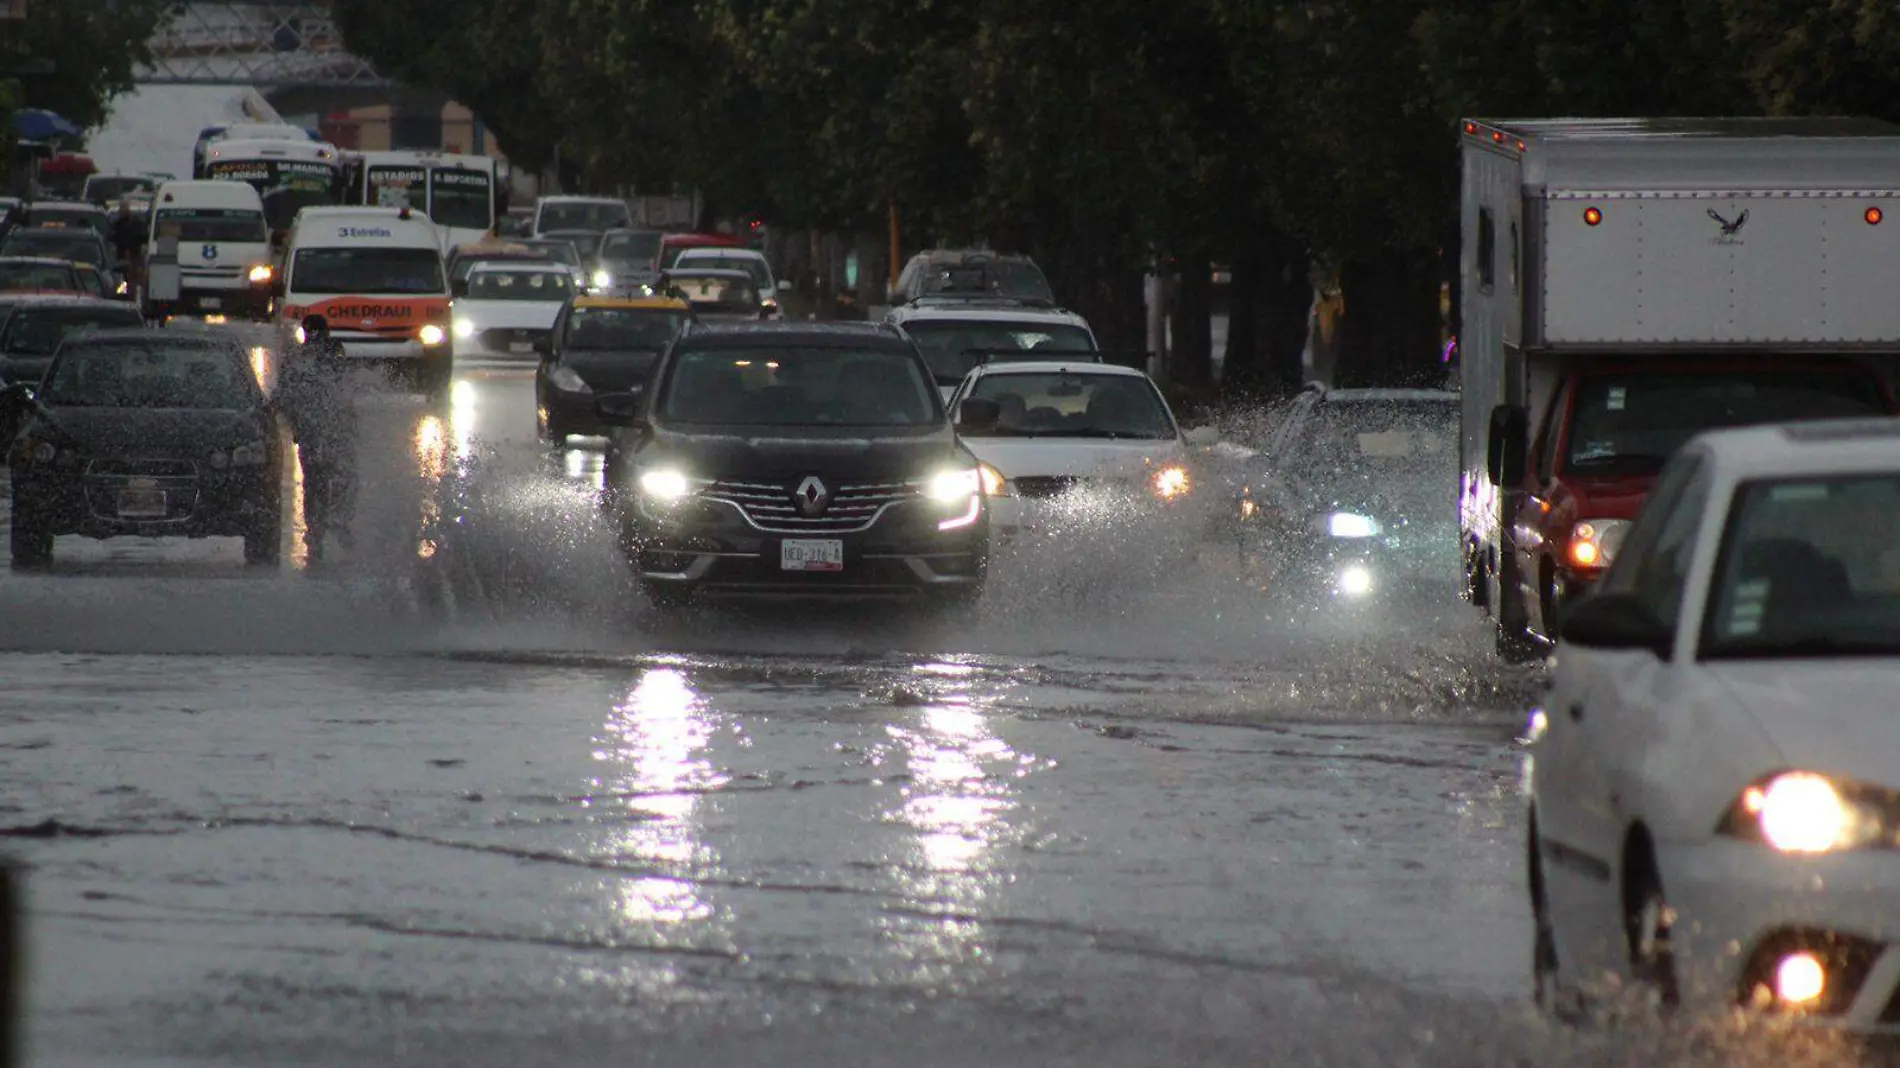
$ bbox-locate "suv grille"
[703,478,923,533]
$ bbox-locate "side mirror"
[533,337,553,357]
[1558,592,1672,658]
[268,278,285,298]
[1487,403,1528,487]
[777,278,793,292]
[269,231,286,252]
[955,397,1001,432]
[594,390,645,427]
[0,382,35,420]
[1184,426,1220,447]
[451,280,469,297]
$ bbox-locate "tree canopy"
[1,0,169,133]
[336,0,1888,391]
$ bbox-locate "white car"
[451,262,577,359]
[945,360,1213,536]
[1530,418,1900,1029]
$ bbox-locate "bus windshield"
[430,169,493,231]
[208,159,338,228]
[367,165,426,210]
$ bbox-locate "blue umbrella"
[11,109,81,141]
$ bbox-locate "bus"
[200,137,343,239]
[340,150,502,253]
[192,123,320,179]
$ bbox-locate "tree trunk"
[1168,252,1213,386]
[1332,248,1444,389]
[1222,245,1312,401]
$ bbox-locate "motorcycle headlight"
[1326,512,1382,539]
[293,324,307,345]
[1152,464,1191,500]
[637,468,694,504]
[453,318,476,339]
[1338,563,1374,597]
[977,462,1007,497]
[1569,519,1631,569]
[548,366,590,393]
[418,324,447,347]
[230,440,268,466]
[926,467,981,503]
[1720,771,1899,854]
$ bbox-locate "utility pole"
[1,858,18,1068]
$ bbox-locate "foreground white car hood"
[455,299,563,332]
[965,437,1185,479]
[1717,660,1900,784]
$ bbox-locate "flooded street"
[0,343,1848,1067]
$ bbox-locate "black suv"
[4,329,281,567]
[596,323,993,606]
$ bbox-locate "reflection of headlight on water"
[1337,564,1373,597]
[1328,512,1381,538]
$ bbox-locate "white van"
[145,180,275,322]
[275,205,454,394]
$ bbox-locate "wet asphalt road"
[0,333,1850,1067]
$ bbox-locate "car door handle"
[1569,703,1584,722]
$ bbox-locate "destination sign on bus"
[371,167,427,186]
[434,170,490,188]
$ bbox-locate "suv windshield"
[41,342,255,409]
[601,231,663,266]
[904,322,1094,383]
[0,261,79,291]
[963,371,1173,439]
[918,260,1053,302]
[1567,370,1887,475]
[564,306,689,351]
[466,269,573,301]
[1290,400,1458,518]
[660,347,937,426]
[538,201,630,232]
[1703,473,1900,658]
[154,207,267,243]
[2,306,143,355]
[292,248,444,295]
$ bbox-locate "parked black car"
[4,329,282,567]
[596,323,994,607]
[535,294,693,445]
[0,295,144,442]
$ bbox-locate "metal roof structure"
[138,1,389,89]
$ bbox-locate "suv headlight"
[1719,771,1900,853]
[453,318,476,339]
[592,268,612,289]
[1569,519,1631,569]
[637,468,694,503]
[418,323,447,347]
[247,264,273,284]
[926,467,981,503]
[1324,512,1381,539]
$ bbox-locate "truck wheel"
[1495,551,1540,662]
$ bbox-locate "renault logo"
[794,476,830,517]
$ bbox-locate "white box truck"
[1458,118,1900,659]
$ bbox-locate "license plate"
[201,297,221,309]
[117,489,167,518]
[781,539,844,572]
[510,342,533,354]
